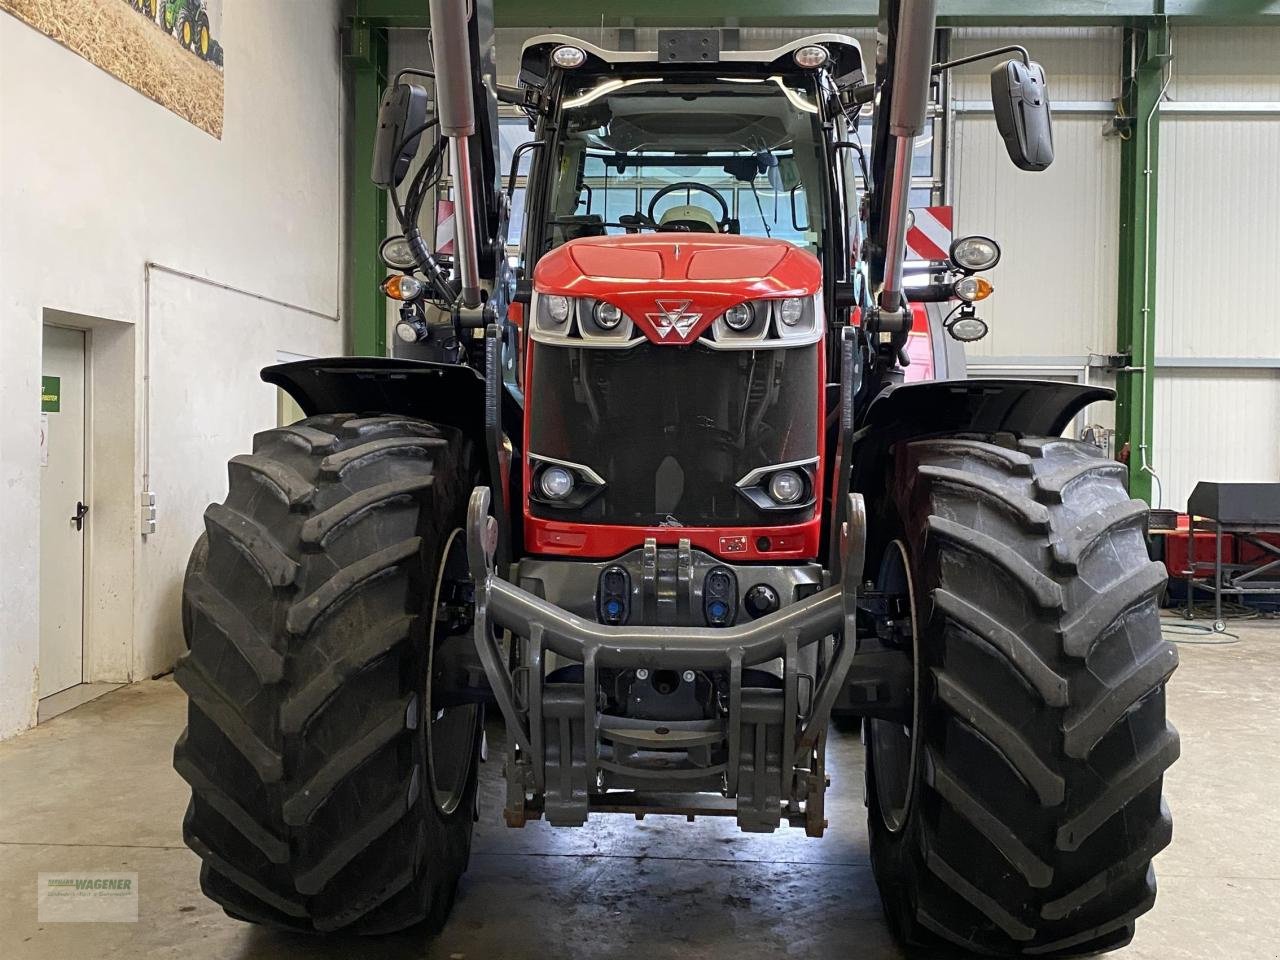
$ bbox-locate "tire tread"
[870,436,1177,958]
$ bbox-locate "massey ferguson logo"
[646,299,702,340]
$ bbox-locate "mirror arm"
[395,67,435,85]
[932,44,1030,74]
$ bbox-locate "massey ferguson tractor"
[173,0,1178,954]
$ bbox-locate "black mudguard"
[861,377,1110,439]
[263,357,522,444]
[848,376,1113,508]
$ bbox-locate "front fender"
[263,357,520,442]
[849,377,1113,501]
[861,377,1111,439]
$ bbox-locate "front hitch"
[466,486,866,833]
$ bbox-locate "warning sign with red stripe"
[905,205,953,262]
[436,198,455,255]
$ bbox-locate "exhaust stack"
[428,0,482,308]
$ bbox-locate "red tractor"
[174,0,1178,954]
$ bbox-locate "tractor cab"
[516,34,863,290]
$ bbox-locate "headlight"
[953,276,994,303]
[723,302,755,331]
[538,466,575,500]
[552,45,587,69]
[778,297,804,326]
[545,295,571,323]
[379,235,416,270]
[767,470,804,505]
[594,301,623,329]
[950,235,1001,272]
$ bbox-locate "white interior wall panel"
[1153,370,1280,511]
[1167,27,1280,101]
[949,29,1121,369]
[1156,116,1280,360]
[950,116,1121,362]
[1151,27,1280,510]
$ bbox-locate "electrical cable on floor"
[1161,622,1241,645]
[1182,600,1260,622]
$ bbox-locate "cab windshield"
[540,76,828,258]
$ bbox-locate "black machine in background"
[1183,481,1280,629]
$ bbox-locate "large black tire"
[867,436,1178,958]
[173,414,482,934]
[181,531,209,647]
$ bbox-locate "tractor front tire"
[867,436,1178,958]
[174,414,482,934]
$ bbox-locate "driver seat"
[657,203,720,233]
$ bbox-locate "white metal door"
[39,326,87,698]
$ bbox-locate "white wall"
[0,1,349,739]
[950,29,1122,361]
[1153,27,1280,509]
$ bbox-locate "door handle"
[72,501,89,532]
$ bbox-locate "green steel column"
[1114,22,1169,504]
[347,22,390,357]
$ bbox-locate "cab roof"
[519,32,863,91]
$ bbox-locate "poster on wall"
[0,0,224,138]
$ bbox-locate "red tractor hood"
[532,234,822,345]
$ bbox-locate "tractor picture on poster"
[132,0,222,65]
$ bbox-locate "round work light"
[793,45,829,69]
[538,466,575,500]
[950,235,1001,272]
[552,45,587,69]
[594,301,623,329]
[768,470,804,505]
[723,302,755,331]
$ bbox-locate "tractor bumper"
[465,487,865,834]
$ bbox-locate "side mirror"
[371,82,431,189]
[991,59,1054,171]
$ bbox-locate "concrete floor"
[2,619,1279,960]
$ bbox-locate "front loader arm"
[427,0,503,307]
[864,0,938,357]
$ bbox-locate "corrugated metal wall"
[1154,27,1280,509]
[949,29,1121,431]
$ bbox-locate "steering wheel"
[646,181,730,230]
